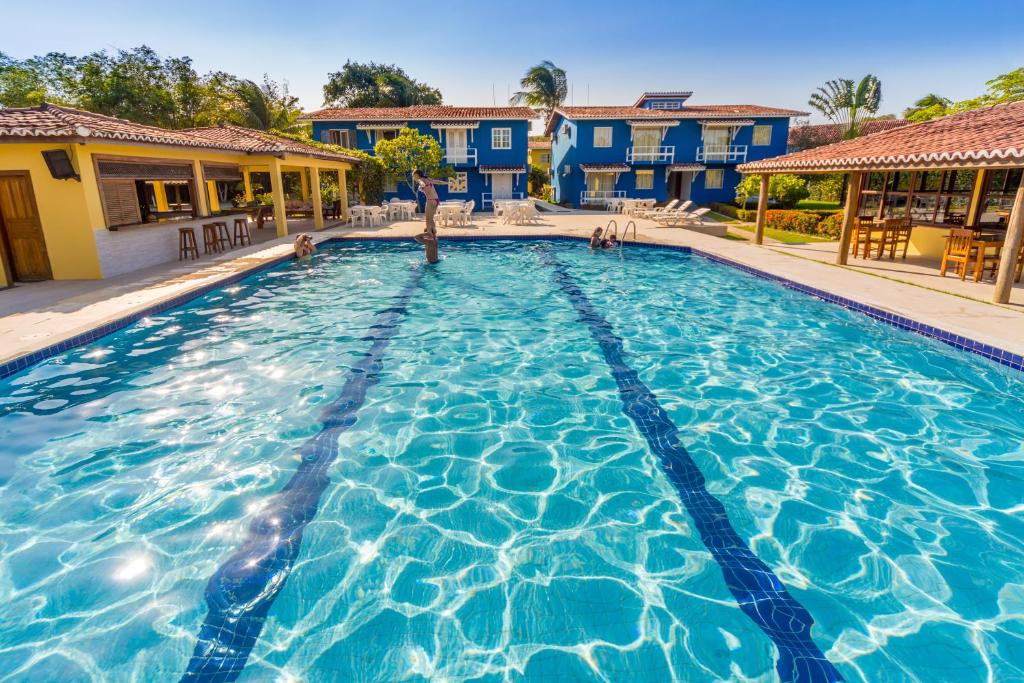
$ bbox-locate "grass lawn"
[726,223,834,244]
[705,210,834,244]
[796,200,842,211]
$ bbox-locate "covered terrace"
[739,102,1024,304]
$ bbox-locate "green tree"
[808,75,882,139]
[0,51,79,107]
[374,128,452,197]
[903,93,952,122]
[76,46,177,126]
[510,61,567,120]
[322,61,442,107]
[229,76,302,131]
[953,67,1024,113]
[736,174,810,209]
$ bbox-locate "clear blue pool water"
[1,239,1023,682]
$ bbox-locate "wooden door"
[0,173,51,281]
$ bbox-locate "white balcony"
[696,145,748,163]
[482,191,524,210]
[580,190,627,206]
[444,147,478,166]
[627,146,675,163]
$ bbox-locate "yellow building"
[528,138,551,172]
[0,104,356,287]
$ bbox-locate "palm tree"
[230,77,301,131]
[808,75,882,139]
[510,61,567,120]
[902,93,952,122]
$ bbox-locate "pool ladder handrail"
[602,219,618,241]
[622,220,637,244]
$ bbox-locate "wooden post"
[338,166,350,221]
[242,169,254,202]
[311,166,324,230]
[837,171,863,265]
[269,158,288,238]
[992,180,1024,304]
[754,173,770,245]
[192,160,210,217]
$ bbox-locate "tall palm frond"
[808,75,882,139]
[510,61,567,119]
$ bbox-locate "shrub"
[765,210,821,234]
[708,202,750,221]
[736,173,810,209]
[805,173,844,202]
[817,212,845,239]
[255,192,274,206]
[537,184,554,203]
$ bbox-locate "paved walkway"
[2,212,1023,366]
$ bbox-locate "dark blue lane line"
[540,251,842,683]
[180,267,424,682]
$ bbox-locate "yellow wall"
[907,225,952,258]
[529,147,551,171]
[0,142,102,279]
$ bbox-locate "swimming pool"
[1,239,1022,682]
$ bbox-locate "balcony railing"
[627,146,675,163]
[696,145,748,163]
[482,191,524,210]
[444,147,478,165]
[580,190,627,206]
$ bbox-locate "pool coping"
[1,234,1021,379]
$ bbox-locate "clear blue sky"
[5,0,1021,123]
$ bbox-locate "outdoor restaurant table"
[968,234,1005,282]
[852,220,888,259]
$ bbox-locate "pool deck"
[2,212,1023,371]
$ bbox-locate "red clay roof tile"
[0,103,358,162]
[299,106,537,121]
[740,102,1024,173]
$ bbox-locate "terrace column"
[837,171,863,265]
[192,160,210,217]
[269,157,289,238]
[242,169,254,202]
[338,167,350,221]
[311,166,324,230]
[754,174,770,245]
[992,179,1024,304]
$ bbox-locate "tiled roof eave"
[738,149,1024,174]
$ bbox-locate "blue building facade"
[302,106,535,211]
[546,92,806,208]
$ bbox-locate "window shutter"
[100,179,141,227]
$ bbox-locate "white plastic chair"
[460,200,475,226]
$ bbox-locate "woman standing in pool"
[413,169,448,236]
[413,169,447,264]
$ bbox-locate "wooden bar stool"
[202,223,221,254]
[232,217,252,247]
[213,221,232,251]
[178,227,199,261]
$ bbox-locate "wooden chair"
[879,218,912,260]
[233,217,252,247]
[178,227,199,261]
[940,228,978,280]
[852,217,878,258]
[202,223,221,254]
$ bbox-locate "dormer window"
[650,101,682,110]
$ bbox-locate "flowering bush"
[765,210,821,234]
[816,212,845,238]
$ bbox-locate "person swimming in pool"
[293,233,316,259]
[589,227,604,249]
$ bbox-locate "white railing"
[580,190,627,206]
[696,145,748,163]
[482,191,525,210]
[443,147,478,165]
[627,146,675,163]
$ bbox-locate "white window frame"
[325,129,354,148]
[635,170,654,190]
[752,125,772,146]
[449,172,468,193]
[704,169,724,189]
[593,126,613,148]
[650,101,681,110]
[492,127,512,150]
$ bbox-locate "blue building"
[301,106,535,210]
[545,92,807,208]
